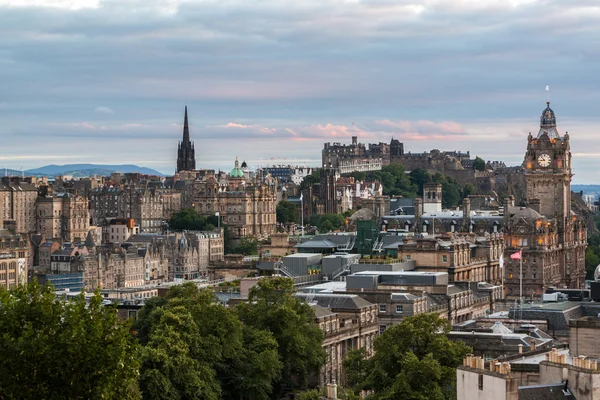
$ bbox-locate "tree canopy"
[236,277,326,396]
[135,283,282,400]
[473,156,486,171]
[314,213,346,233]
[169,208,218,231]
[0,282,140,400]
[276,201,299,224]
[233,235,259,256]
[344,313,471,400]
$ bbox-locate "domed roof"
[241,161,248,168]
[230,157,245,178]
[537,102,560,139]
[540,102,556,127]
[509,207,542,223]
[349,208,377,222]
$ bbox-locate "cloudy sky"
[0,0,599,182]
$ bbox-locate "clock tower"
[524,102,572,227]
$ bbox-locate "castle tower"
[176,106,196,172]
[423,183,442,214]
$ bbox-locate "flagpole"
[301,194,304,238]
[519,248,523,308]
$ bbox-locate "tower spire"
[183,105,190,143]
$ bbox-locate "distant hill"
[15,164,165,178]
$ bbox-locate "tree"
[344,313,471,400]
[136,283,282,400]
[409,168,432,195]
[169,208,216,231]
[586,246,600,279]
[236,277,326,396]
[473,156,486,171]
[235,235,259,255]
[463,183,476,198]
[0,282,140,399]
[277,201,299,224]
[315,213,346,232]
[349,171,366,182]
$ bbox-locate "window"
[406,255,411,261]
[442,255,447,263]
[396,305,403,314]
[478,374,484,390]
[379,304,387,313]
[379,325,386,335]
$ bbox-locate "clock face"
[538,153,551,167]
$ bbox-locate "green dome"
[230,157,245,178]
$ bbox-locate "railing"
[274,261,298,277]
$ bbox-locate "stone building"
[297,293,379,386]
[89,185,165,234]
[194,158,277,239]
[126,231,224,281]
[322,136,385,173]
[0,225,30,289]
[0,177,38,234]
[396,234,504,285]
[79,235,168,290]
[36,192,90,242]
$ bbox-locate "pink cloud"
[374,119,467,136]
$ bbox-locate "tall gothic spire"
[183,105,190,143]
[177,106,196,172]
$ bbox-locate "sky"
[0,0,599,183]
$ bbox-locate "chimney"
[530,339,536,352]
[463,197,471,229]
[518,344,523,354]
[414,198,423,220]
[529,198,541,214]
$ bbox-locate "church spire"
[183,105,190,143]
[176,106,196,172]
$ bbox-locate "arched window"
[0,263,6,271]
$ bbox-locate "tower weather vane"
[546,85,550,103]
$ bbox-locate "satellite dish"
[594,264,600,281]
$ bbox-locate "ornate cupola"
[537,102,560,139]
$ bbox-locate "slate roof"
[295,293,373,310]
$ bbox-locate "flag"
[300,193,303,202]
[499,254,504,269]
[510,250,522,260]
[546,85,549,91]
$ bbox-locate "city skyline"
[1,0,599,182]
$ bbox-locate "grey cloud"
[0,0,599,181]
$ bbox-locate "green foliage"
[473,156,486,171]
[349,171,367,182]
[0,282,141,399]
[169,208,218,231]
[135,283,282,400]
[371,164,418,197]
[297,389,321,400]
[343,313,471,400]
[234,235,259,255]
[365,166,473,208]
[315,213,346,232]
[586,233,600,279]
[300,169,321,191]
[463,183,476,197]
[236,277,326,396]
[277,201,299,224]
